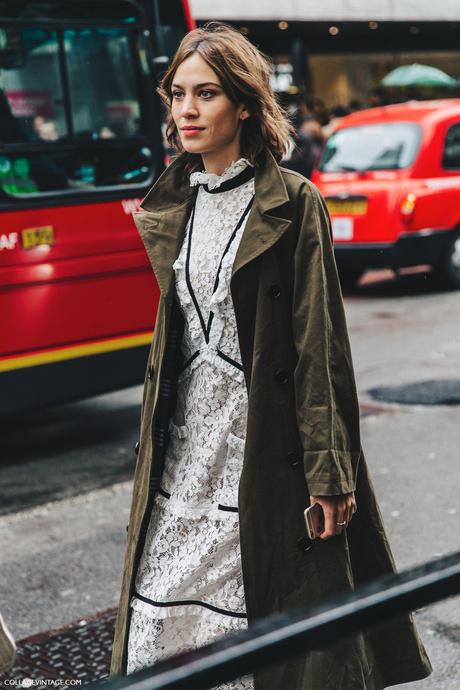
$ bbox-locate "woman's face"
[170,53,249,160]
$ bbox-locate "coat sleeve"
[292,180,362,496]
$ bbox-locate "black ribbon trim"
[133,591,247,619]
[157,487,171,499]
[186,194,255,344]
[202,163,255,194]
[181,350,200,372]
[217,504,238,513]
[216,350,244,372]
[185,199,209,342]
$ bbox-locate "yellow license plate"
[21,226,55,249]
[326,199,368,216]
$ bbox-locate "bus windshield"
[319,122,422,173]
[0,11,154,198]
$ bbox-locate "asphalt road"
[0,268,459,688]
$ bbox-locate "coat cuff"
[303,449,361,496]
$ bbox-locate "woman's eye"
[172,91,183,99]
[199,90,215,98]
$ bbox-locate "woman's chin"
[181,141,204,154]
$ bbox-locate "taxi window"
[319,122,421,173]
[0,23,153,199]
[442,124,460,169]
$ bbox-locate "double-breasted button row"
[286,451,301,467]
[297,536,314,552]
[268,283,281,299]
[148,365,154,380]
[274,368,289,384]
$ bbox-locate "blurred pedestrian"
[281,106,318,178]
[110,20,432,690]
[0,612,16,672]
[348,99,362,112]
[32,116,59,142]
[300,115,325,156]
[322,106,349,140]
[305,96,330,126]
[369,86,389,108]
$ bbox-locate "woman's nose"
[180,95,199,118]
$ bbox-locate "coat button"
[268,284,281,299]
[274,368,289,384]
[286,451,301,467]
[297,536,314,552]
[135,441,140,455]
[148,365,154,381]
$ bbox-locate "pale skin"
[171,52,357,539]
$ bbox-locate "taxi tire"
[435,234,460,290]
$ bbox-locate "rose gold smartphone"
[304,502,325,540]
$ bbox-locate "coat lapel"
[132,155,196,297]
[132,148,292,297]
[133,201,194,298]
[232,149,291,279]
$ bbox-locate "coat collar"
[133,147,291,297]
[140,146,289,215]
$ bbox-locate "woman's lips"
[182,127,205,137]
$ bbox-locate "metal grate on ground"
[369,379,460,406]
[0,608,116,688]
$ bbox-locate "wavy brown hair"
[156,21,295,175]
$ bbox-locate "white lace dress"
[127,158,256,690]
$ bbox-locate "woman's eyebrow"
[171,82,221,89]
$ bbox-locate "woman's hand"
[310,492,357,540]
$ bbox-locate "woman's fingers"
[310,493,357,540]
[335,501,347,535]
[320,503,337,539]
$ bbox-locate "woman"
[110,22,432,689]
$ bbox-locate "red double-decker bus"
[0,0,194,414]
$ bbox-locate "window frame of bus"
[0,0,164,209]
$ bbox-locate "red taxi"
[312,99,460,288]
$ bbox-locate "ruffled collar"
[189,157,254,193]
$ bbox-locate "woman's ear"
[239,106,251,121]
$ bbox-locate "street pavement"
[0,268,459,687]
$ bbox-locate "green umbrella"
[381,63,457,88]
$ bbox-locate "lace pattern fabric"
[128,608,254,688]
[127,159,255,689]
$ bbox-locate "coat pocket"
[217,432,245,513]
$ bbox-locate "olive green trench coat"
[110,147,432,689]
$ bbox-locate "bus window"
[0,28,67,143]
[65,28,141,139]
[0,22,154,199]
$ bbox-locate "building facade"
[189,1,460,110]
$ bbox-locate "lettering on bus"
[121,198,142,214]
[0,232,19,251]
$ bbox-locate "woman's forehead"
[173,53,221,87]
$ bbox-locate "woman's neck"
[201,147,243,175]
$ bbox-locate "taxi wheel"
[436,234,460,290]
[339,268,364,291]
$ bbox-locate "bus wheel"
[434,234,460,290]
[339,268,364,291]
